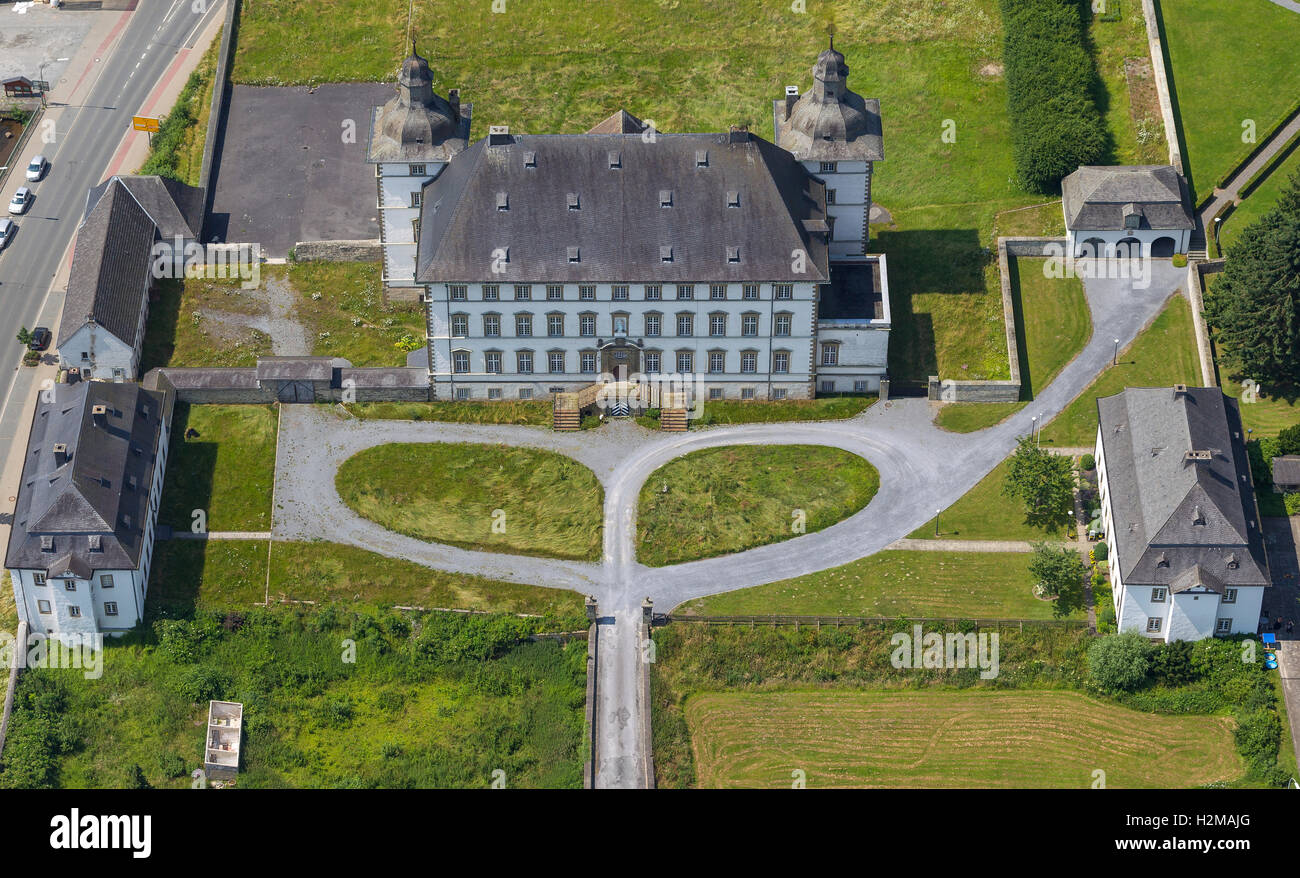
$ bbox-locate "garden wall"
[293,239,383,263]
[144,360,432,403]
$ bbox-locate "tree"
[1203,169,1300,386]
[1277,422,1300,457]
[1003,435,1075,529]
[15,326,31,346]
[1028,542,1087,617]
[1087,631,1152,692]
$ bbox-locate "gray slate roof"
[1062,165,1193,232]
[1273,455,1300,487]
[415,130,830,284]
[774,44,883,163]
[58,179,158,348]
[367,49,471,163]
[1097,386,1269,592]
[84,175,205,241]
[6,381,170,575]
[255,356,336,382]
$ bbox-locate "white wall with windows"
[804,160,871,258]
[59,323,140,381]
[376,162,445,288]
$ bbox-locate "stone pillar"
[585,595,598,622]
[641,597,654,623]
[879,378,890,403]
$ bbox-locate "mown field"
[685,689,1240,788]
[908,458,1074,541]
[637,445,880,566]
[158,404,279,532]
[336,443,604,561]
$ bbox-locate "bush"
[21,350,40,367]
[999,0,1108,192]
[1080,453,1095,471]
[1090,541,1107,562]
[1172,254,1188,268]
[1088,631,1152,692]
[1278,423,1300,457]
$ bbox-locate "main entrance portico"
[599,338,642,382]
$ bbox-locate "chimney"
[448,88,461,121]
[51,443,68,464]
[91,404,107,426]
[488,125,511,146]
[1173,383,1188,398]
[728,125,750,144]
[784,85,800,120]
[1192,504,1205,525]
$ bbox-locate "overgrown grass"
[137,30,221,186]
[675,550,1076,619]
[1160,0,1300,204]
[336,443,604,561]
[908,458,1074,541]
[292,262,425,366]
[993,201,1067,238]
[140,276,272,371]
[158,404,278,532]
[0,606,586,789]
[1088,1,1168,166]
[694,395,876,425]
[637,445,879,567]
[341,400,552,425]
[1039,294,1200,447]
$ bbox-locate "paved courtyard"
[206,83,389,254]
[0,1,91,87]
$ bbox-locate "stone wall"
[145,362,433,403]
[293,239,383,263]
[1142,0,1185,175]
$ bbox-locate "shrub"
[999,0,1108,192]
[1080,453,1095,471]
[156,752,188,779]
[1278,423,1300,457]
[21,351,40,367]
[1088,631,1152,692]
[1172,254,1188,268]
[1091,541,1107,562]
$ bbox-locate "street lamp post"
[934,508,941,537]
[1031,415,1038,444]
[1112,338,1120,366]
[36,57,68,107]
[1213,216,1222,255]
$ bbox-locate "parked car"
[27,327,51,351]
[0,218,13,250]
[25,156,47,182]
[8,187,32,215]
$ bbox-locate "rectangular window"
[547,314,564,337]
[854,380,868,393]
[772,388,787,400]
[99,574,114,589]
[64,581,76,592]
[709,314,726,337]
[819,380,835,393]
[1151,587,1167,603]
[105,602,118,616]
[645,285,662,301]
[742,315,759,337]
[581,352,597,373]
[645,314,661,337]
[1223,588,1238,603]
[514,284,532,301]
[483,315,501,337]
[455,387,471,400]
[483,284,500,301]
[1146,617,1162,633]
[708,352,725,373]
[742,284,759,300]
[519,388,533,400]
[488,388,502,400]
[774,284,793,300]
[33,572,46,586]
[741,351,757,373]
[449,284,468,301]
[548,352,565,373]
[515,314,532,337]
[741,387,755,400]
[677,314,693,337]
[1216,618,1232,634]
[709,387,724,400]
[820,161,837,173]
[826,189,836,204]
[773,352,789,374]
[410,191,422,208]
[409,164,426,176]
[451,314,468,337]
[485,352,502,373]
[676,284,694,300]
[821,343,839,366]
[579,285,596,301]
[453,351,470,373]
[612,285,630,301]
[547,284,564,301]
[774,314,792,336]
[676,352,694,373]
[37,600,51,614]
[517,352,533,374]
[68,606,81,618]
[710,284,727,300]
[645,352,661,373]
[580,314,596,337]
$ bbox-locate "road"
[0,0,222,459]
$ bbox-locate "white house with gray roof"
[410,41,890,401]
[1095,386,1269,642]
[5,380,172,638]
[1061,165,1194,258]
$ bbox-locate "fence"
[0,106,45,195]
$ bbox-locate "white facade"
[376,161,446,288]
[59,320,142,381]
[804,159,871,258]
[1067,227,1190,258]
[425,280,819,400]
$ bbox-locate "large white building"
[1095,386,1269,642]
[394,41,890,401]
[5,380,172,637]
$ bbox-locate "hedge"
[999,0,1109,193]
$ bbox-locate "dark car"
[28,327,51,351]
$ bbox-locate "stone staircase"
[659,408,688,431]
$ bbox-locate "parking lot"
[206,83,389,256]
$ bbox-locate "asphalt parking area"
[206,83,390,256]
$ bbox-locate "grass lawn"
[1039,294,1200,447]
[1089,3,1169,168]
[696,395,875,425]
[684,689,1239,788]
[637,445,879,567]
[140,277,272,370]
[935,402,1025,433]
[157,404,278,532]
[336,443,603,561]
[908,458,1074,541]
[293,262,425,366]
[342,400,552,425]
[0,606,586,789]
[675,550,1079,620]
[1160,0,1300,204]
[1219,146,1300,253]
[146,539,586,622]
[993,201,1067,238]
[0,576,19,633]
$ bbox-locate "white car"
[8,187,31,215]
[0,219,13,250]
[25,156,47,182]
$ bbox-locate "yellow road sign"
[132,116,160,133]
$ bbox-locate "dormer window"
[695,150,708,168]
[726,190,740,208]
[40,535,53,552]
[496,192,509,211]
[660,246,673,263]
[659,189,673,208]
[567,192,580,210]
[608,151,621,169]
[567,246,580,263]
[88,534,102,552]
[1226,552,1239,569]
[726,246,740,264]
[1156,552,1169,568]
[524,151,537,168]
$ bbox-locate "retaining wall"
[293,239,383,263]
[197,0,240,238]
[0,620,28,771]
[1142,0,1185,174]
[144,362,433,403]
[1186,259,1221,387]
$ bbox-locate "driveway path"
[1198,110,1300,249]
[273,261,1187,787]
